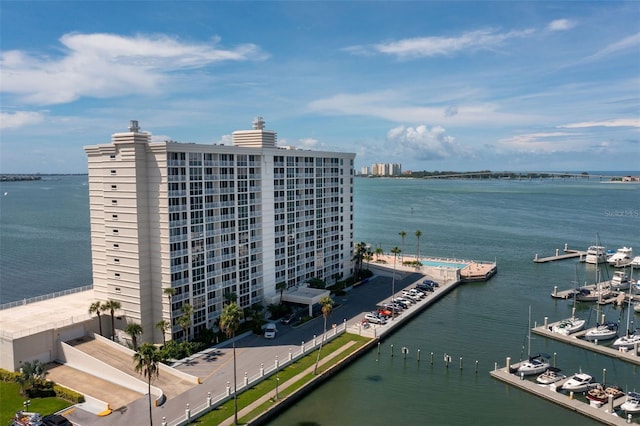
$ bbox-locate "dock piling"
[506,357,511,372]
[417,349,421,361]
[602,368,606,386]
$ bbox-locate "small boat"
[585,245,607,264]
[551,318,586,335]
[562,372,597,392]
[608,247,633,267]
[574,286,611,302]
[610,270,631,291]
[613,273,640,349]
[515,307,551,376]
[586,384,624,403]
[621,391,640,413]
[516,353,551,376]
[536,367,566,385]
[584,321,618,341]
[631,256,640,267]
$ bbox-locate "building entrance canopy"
[282,287,330,316]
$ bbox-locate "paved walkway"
[219,340,358,426]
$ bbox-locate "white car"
[364,313,387,325]
[264,323,277,339]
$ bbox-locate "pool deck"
[369,254,497,283]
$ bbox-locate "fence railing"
[0,285,93,311]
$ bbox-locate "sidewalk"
[218,340,358,426]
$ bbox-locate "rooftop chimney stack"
[129,120,140,133]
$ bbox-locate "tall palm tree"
[125,322,143,350]
[352,241,367,280]
[103,299,122,339]
[415,230,423,261]
[133,343,161,426]
[275,281,286,304]
[314,296,334,375]
[399,230,407,262]
[220,302,243,425]
[163,287,176,309]
[155,320,171,346]
[390,246,401,320]
[178,303,193,343]
[89,301,104,336]
[374,246,383,261]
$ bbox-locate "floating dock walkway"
[490,366,632,425]
[532,319,640,365]
[534,244,586,263]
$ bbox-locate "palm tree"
[399,230,407,262]
[163,287,176,308]
[178,303,193,343]
[374,246,383,261]
[125,322,143,350]
[390,246,401,320]
[103,299,122,339]
[415,230,423,260]
[133,343,161,426]
[220,302,244,425]
[314,295,334,375]
[275,281,286,304]
[155,320,171,346]
[352,241,368,280]
[89,301,104,336]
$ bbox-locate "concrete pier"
[534,244,586,263]
[490,365,632,425]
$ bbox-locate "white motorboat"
[631,256,640,267]
[561,373,596,392]
[621,391,640,413]
[536,367,566,385]
[584,321,618,341]
[585,245,607,264]
[608,246,633,267]
[610,270,631,291]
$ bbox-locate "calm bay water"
[1,173,639,424]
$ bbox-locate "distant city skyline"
[1,2,639,174]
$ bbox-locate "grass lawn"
[0,381,73,424]
[188,333,371,425]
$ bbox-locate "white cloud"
[0,32,267,105]
[309,91,537,126]
[559,118,640,129]
[496,131,580,153]
[386,124,469,160]
[547,19,576,32]
[0,111,45,129]
[344,28,534,59]
[587,32,640,61]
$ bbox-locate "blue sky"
[1,1,639,174]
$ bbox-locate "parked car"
[376,307,393,318]
[416,283,434,292]
[423,279,439,287]
[401,291,421,301]
[364,313,387,325]
[42,414,72,426]
[264,323,278,339]
[280,311,298,325]
[392,299,409,309]
[382,303,402,313]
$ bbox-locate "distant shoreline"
[1,174,87,182]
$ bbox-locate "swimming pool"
[421,260,469,269]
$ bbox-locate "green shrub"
[0,368,20,382]
[53,384,85,403]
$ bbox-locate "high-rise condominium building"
[84,118,355,344]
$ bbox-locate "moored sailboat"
[515,306,551,376]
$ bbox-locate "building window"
[113,229,119,234]
[110,154,116,160]
[114,273,120,278]
[110,170,117,175]
[112,214,118,220]
[113,243,119,249]
[114,258,120,264]
[111,200,117,205]
[115,287,121,293]
[111,185,117,190]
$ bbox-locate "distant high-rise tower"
[85,119,355,343]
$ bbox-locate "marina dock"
[531,320,640,365]
[534,244,586,263]
[490,366,632,425]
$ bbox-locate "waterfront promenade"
[63,260,441,426]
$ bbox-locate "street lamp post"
[23,399,30,412]
[275,377,280,400]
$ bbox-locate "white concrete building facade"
[84,119,356,344]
